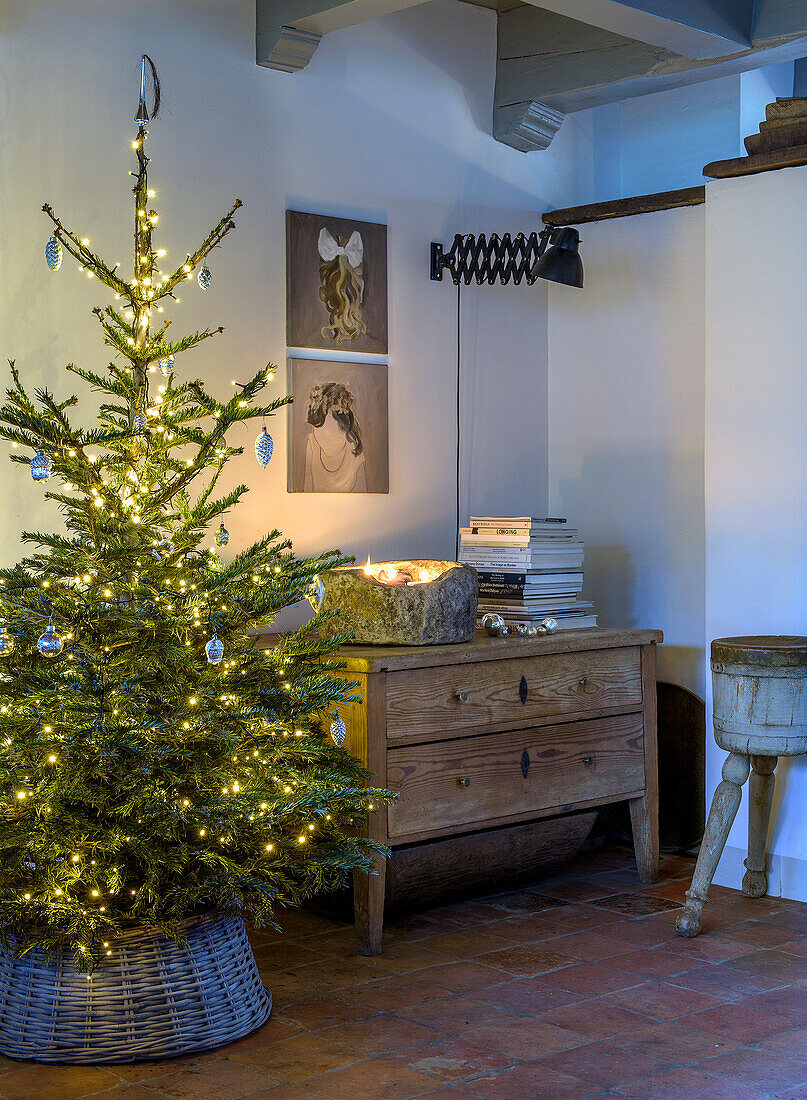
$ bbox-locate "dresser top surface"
[335,627,662,673]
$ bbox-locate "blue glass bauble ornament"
[255,426,273,468]
[0,624,15,658]
[214,523,230,547]
[37,622,63,658]
[151,538,174,561]
[197,265,212,290]
[30,449,52,482]
[159,355,174,377]
[205,635,224,665]
[330,711,347,746]
[45,236,62,271]
[308,575,325,612]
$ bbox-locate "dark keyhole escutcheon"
[519,676,528,705]
[521,749,530,778]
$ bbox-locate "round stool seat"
[711,635,807,756]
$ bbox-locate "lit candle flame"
[363,556,373,576]
[419,568,430,582]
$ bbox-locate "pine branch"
[157,200,242,300]
[42,204,129,298]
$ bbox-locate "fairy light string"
[0,57,392,972]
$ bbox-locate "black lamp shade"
[532,226,583,288]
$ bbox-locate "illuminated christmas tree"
[0,58,389,970]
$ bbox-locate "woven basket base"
[0,914,273,1064]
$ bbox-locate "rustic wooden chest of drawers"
[336,627,662,954]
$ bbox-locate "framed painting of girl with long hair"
[288,358,389,494]
[286,211,388,354]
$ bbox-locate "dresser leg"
[354,855,386,956]
[629,792,659,884]
[743,754,777,898]
[677,751,750,938]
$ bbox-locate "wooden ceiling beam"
[519,0,752,60]
[754,0,807,43]
[495,5,807,152]
[257,0,429,71]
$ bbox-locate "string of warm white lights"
[0,57,392,971]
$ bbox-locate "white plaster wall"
[582,62,794,202]
[0,0,589,574]
[547,206,706,699]
[618,77,742,197]
[705,167,807,900]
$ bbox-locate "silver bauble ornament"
[0,624,15,658]
[30,449,52,482]
[45,236,62,271]
[133,410,147,434]
[197,265,212,290]
[330,711,347,746]
[214,523,230,547]
[159,355,174,377]
[308,575,325,612]
[205,635,224,664]
[526,626,538,638]
[255,426,274,468]
[151,538,174,561]
[481,612,506,638]
[499,625,510,637]
[541,617,559,635]
[516,624,528,637]
[37,622,64,658]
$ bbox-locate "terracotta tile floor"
[5,846,807,1099]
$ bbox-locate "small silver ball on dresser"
[481,613,506,638]
[541,617,559,634]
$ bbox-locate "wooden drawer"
[384,646,643,743]
[386,713,646,841]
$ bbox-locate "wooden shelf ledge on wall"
[542,186,706,228]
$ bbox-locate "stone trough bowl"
[318,560,479,645]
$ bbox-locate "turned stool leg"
[742,754,777,898]
[676,751,750,937]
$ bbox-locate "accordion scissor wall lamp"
[430,225,583,289]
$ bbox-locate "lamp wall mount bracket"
[430,229,552,286]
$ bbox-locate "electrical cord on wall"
[456,280,461,561]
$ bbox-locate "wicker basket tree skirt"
[0,914,271,1064]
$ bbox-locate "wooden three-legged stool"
[677,636,807,938]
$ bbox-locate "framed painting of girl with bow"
[286,211,388,354]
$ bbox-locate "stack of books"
[459,516,597,630]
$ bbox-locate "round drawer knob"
[579,677,588,687]
[456,691,468,702]
[458,776,471,787]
